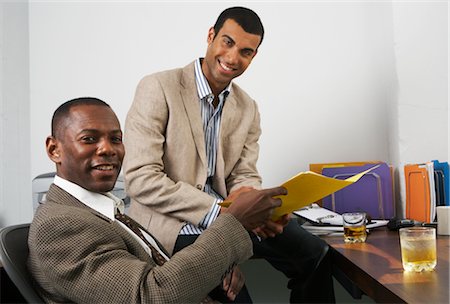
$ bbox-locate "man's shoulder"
[30,200,112,248]
[32,186,108,228]
[230,82,257,107]
[139,61,194,84]
[32,198,95,227]
[145,66,183,80]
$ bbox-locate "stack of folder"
[403,160,449,223]
[309,161,395,220]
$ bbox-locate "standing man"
[28,97,285,303]
[124,7,335,303]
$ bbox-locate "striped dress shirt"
[180,58,232,235]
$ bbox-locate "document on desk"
[301,220,389,236]
[220,165,379,220]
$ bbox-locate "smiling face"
[46,104,124,193]
[202,18,261,94]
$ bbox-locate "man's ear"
[207,27,215,45]
[46,136,61,164]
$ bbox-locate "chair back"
[0,223,43,303]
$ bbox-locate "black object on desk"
[387,217,438,230]
[387,218,415,230]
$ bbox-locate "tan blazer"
[124,61,262,254]
[28,184,252,304]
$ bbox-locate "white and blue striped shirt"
[179,58,232,235]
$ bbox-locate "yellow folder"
[220,165,379,220]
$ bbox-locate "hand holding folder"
[220,165,379,221]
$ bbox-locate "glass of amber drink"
[342,212,367,243]
[399,227,437,272]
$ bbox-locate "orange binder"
[404,164,431,222]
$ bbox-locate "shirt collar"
[194,58,232,101]
[53,175,124,220]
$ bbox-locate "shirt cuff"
[198,198,222,229]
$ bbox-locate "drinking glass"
[342,212,367,243]
[399,227,437,272]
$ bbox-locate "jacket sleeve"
[29,210,252,304]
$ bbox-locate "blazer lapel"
[180,63,207,168]
[213,92,239,197]
[219,93,238,143]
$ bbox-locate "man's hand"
[222,187,287,231]
[226,186,254,201]
[253,214,291,239]
[222,265,244,301]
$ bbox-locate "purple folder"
[322,163,395,219]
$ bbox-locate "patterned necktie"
[115,213,218,304]
[115,211,167,266]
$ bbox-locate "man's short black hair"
[213,7,264,47]
[51,97,110,138]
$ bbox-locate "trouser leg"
[252,219,335,303]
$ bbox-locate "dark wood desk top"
[323,228,449,304]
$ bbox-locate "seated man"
[27,97,286,303]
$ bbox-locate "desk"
[323,228,449,303]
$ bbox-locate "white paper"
[301,220,389,236]
[294,203,343,225]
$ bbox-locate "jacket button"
[196,184,203,190]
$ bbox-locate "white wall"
[0,0,447,226]
[391,1,448,165]
[0,1,32,227]
[389,1,448,215]
[29,1,397,185]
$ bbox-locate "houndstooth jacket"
[28,184,252,303]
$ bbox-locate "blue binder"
[432,160,449,206]
[322,163,395,219]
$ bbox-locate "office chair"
[0,223,43,303]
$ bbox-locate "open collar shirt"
[179,58,232,235]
